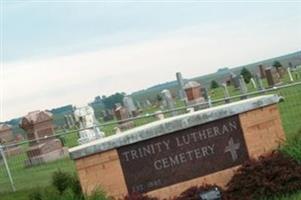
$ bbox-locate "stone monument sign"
[118,115,248,193]
[70,95,285,199]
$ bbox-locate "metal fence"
[0,81,301,194]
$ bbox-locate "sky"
[0,1,301,121]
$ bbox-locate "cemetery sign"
[117,115,249,193]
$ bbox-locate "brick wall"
[76,149,128,198]
[75,104,285,199]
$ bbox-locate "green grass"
[0,157,75,193]
[1,189,32,200]
[262,191,301,200]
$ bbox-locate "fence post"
[0,145,16,192]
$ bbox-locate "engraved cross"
[224,137,240,161]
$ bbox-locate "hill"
[132,50,301,102]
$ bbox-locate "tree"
[210,80,219,89]
[240,67,252,84]
[273,60,282,70]
[273,60,283,78]
[156,94,162,102]
[102,92,125,109]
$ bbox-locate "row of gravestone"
[0,65,294,167]
[63,67,289,144]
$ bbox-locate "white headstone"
[161,89,177,116]
[287,68,294,82]
[250,78,257,89]
[123,96,137,117]
[154,110,165,120]
[74,105,104,144]
[239,75,248,99]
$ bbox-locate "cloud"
[2,16,301,121]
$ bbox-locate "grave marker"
[161,89,177,116]
[287,68,294,82]
[123,96,138,117]
[20,111,68,166]
[176,72,187,101]
[74,105,105,144]
[265,67,281,87]
[184,81,208,110]
[222,83,230,103]
[114,104,134,131]
[238,75,248,99]
[0,124,22,156]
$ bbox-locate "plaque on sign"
[117,115,249,193]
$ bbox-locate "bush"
[225,151,301,200]
[211,80,219,89]
[29,188,43,200]
[172,184,224,200]
[70,173,84,199]
[87,190,111,200]
[41,187,61,200]
[52,170,72,195]
[281,129,301,163]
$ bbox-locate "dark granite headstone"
[265,67,281,87]
[258,65,266,79]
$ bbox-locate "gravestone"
[184,81,208,110]
[265,67,281,87]
[238,75,248,100]
[278,67,286,78]
[64,115,71,128]
[161,89,177,116]
[136,101,142,110]
[250,78,257,89]
[0,124,22,156]
[146,100,152,107]
[74,105,105,144]
[103,109,114,122]
[114,104,134,131]
[123,96,138,117]
[70,95,285,199]
[254,73,265,92]
[154,110,165,120]
[230,73,240,89]
[176,72,187,101]
[64,114,75,129]
[287,68,294,82]
[20,111,68,166]
[258,65,266,78]
[0,124,14,144]
[222,83,230,103]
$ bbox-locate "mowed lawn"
[1,80,301,199]
[0,156,75,193]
